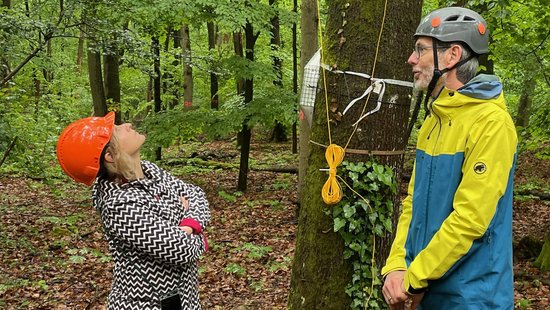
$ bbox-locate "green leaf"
[334,218,347,232]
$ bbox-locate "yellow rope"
[344,0,389,150]
[321,144,345,204]
[318,0,389,205]
[316,0,332,146]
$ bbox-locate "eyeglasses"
[412,44,451,58]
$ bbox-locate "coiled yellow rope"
[321,144,345,204]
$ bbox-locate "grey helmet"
[415,7,489,55]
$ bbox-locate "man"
[381,7,517,310]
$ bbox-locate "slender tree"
[237,21,260,191]
[298,0,319,201]
[288,0,422,308]
[87,42,107,116]
[152,36,162,160]
[181,24,193,108]
[516,78,536,127]
[291,0,298,154]
[207,21,219,109]
[269,0,287,142]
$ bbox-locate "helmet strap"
[423,39,476,115]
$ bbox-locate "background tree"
[298,0,319,202]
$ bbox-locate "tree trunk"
[181,24,193,109]
[233,31,245,96]
[152,36,162,160]
[535,230,550,272]
[291,0,298,154]
[237,22,259,192]
[298,0,319,202]
[207,22,219,109]
[87,41,107,116]
[76,22,85,72]
[103,50,121,124]
[288,0,422,308]
[0,0,9,84]
[269,0,287,142]
[515,77,535,127]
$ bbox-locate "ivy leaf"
[334,218,347,232]
[368,212,378,224]
[383,218,393,233]
[373,224,384,236]
[343,204,356,218]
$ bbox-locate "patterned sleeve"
[100,193,205,266]
[165,172,211,229]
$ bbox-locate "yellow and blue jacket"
[382,75,517,309]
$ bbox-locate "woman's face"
[112,123,145,157]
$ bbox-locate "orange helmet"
[56,112,115,186]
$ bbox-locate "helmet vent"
[445,15,460,21]
[464,16,476,21]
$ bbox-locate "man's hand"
[382,270,409,306]
[407,292,424,310]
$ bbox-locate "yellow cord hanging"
[321,144,345,205]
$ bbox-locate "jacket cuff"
[403,270,428,295]
[381,258,407,277]
[179,218,203,234]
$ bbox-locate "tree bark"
[288,0,422,308]
[181,24,193,109]
[269,0,287,142]
[152,36,162,160]
[298,0,319,202]
[87,41,107,116]
[103,50,121,124]
[207,22,219,109]
[515,77,536,127]
[291,0,298,154]
[76,22,85,72]
[233,31,245,95]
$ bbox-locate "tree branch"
[523,28,550,57]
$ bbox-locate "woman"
[56,112,210,310]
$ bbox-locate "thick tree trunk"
[288,0,422,308]
[535,230,550,271]
[181,24,193,108]
[237,22,258,191]
[87,42,107,116]
[515,78,535,127]
[298,0,319,202]
[207,22,219,109]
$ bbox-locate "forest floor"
[0,139,549,309]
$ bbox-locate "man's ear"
[104,149,114,163]
[446,45,462,68]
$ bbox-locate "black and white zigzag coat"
[92,160,210,310]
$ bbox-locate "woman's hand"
[179,226,193,234]
[180,196,189,211]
